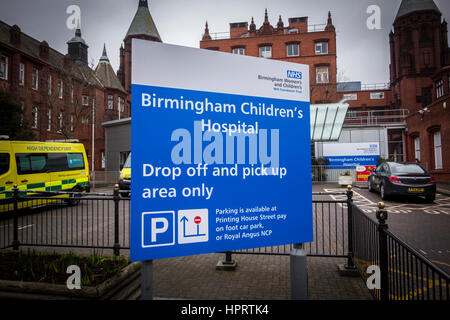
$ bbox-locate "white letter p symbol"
[151,218,168,242]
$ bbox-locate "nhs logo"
[287,70,302,79]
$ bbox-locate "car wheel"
[368,178,373,192]
[380,183,388,200]
[66,186,82,206]
[425,194,435,203]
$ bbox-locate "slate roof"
[126,0,161,40]
[95,45,126,93]
[396,0,440,19]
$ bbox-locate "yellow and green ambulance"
[0,140,90,212]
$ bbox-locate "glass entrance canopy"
[310,99,349,141]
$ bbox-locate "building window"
[286,43,299,57]
[118,97,125,112]
[57,112,63,133]
[32,68,39,90]
[70,114,74,132]
[232,48,245,55]
[47,107,52,131]
[343,93,357,101]
[414,137,420,162]
[57,80,63,99]
[31,106,38,128]
[82,95,89,106]
[108,95,114,109]
[435,79,444,99]
[70,85,74,103]
[0,56,8,80]
[370,92,385,99]
[48,75,52,95]
[259,46,272,58]
[316,66,329,84]
[82,115,89,125]
[19,63,24,85]
[315,42,328,55]
[433,131,442,169]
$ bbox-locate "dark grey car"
[368,162,436,202]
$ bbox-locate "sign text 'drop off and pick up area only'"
[130,39,313,261]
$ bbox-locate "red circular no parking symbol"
[194,216,202,224]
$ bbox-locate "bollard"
[376,201,389,301]
[113,184,121,256]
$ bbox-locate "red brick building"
[389,0,450,181]
[200,9,338,104]
[0,0,163,171]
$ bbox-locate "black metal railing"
[0,185,130,255]
[352,202,449,300]
[1,184,448,300]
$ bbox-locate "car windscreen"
[390,163,426,175]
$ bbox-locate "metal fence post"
[291,243,308,300]
[216,251,237,270]
[113,184,121,256]
[345,185,356,269]
[376,202,389,301]
[12,184,20,250]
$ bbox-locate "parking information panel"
[130,39,313,261]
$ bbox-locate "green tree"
[0,92,35,141]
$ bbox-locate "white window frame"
[343,93,357,101]
[119,97,125,112]
[47,107,52,131]
[82,95,89,106]
[32,68,39,90]
[57,79,63,99]
[19,63,24,85]
[107,95,114,110]
[414,137,420,162]
[286,43,299,57]
[0,56,8,80]
[70,114,74,132]
[232,48,245,55]
[48,74,52,95]
[433,131,442,169]
[31,106,38,128]
[436,79,444,99]
[259,46,272,59]
[370,92,385,99]
[316,66,329,84]
[315,42,328,55]
[57,112,63,133]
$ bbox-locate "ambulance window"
[47,153,68,171]
[29,155,46,171]
[16,154,47,174]
[0,153,9,175]
[67,153,84,169]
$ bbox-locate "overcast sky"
[1,0,449,84]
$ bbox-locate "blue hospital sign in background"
[130,39,313,261]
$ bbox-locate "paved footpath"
[150,252,372,300]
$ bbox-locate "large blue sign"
[130,40,313,262]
